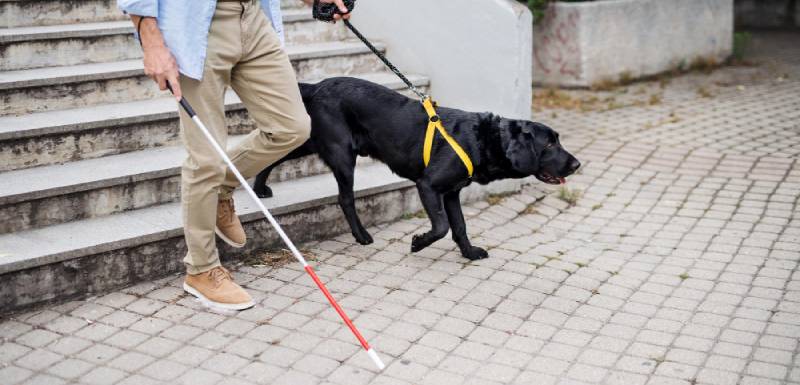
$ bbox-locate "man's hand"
[303,0,352,21]
[131,16,182,101]
[325,0,351,20]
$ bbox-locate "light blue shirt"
[117,0,284,80]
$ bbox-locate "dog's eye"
[545,143,555,149]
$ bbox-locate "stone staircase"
[0,0,438,312]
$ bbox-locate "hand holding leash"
[312,0,355,22]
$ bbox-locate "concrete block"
[350,0,533,119]
[533,0,734,87]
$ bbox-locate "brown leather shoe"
[216,198,246,248]
[184,267,254,310]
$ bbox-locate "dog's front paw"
[410,234,428,252]
[464,246,488,261]
[254,185,273,199]
[352,229,374,245]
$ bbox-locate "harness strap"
[422,98,474,177]
[338,21,470,177]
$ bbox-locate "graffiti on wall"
[533,7,581,81]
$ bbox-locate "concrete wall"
[734,0,799,28]
[534,0,734,87]
[352,0,533,120]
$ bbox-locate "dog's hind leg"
[410,180,450,253]
[253,143,314,198]
[329,152,374,245]
[253,165,277,198]
[444,190,488,260]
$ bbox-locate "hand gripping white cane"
[168,84,385,371]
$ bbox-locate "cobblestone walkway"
[1,32,798,385]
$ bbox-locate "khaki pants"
[178,0,311,274]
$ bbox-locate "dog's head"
[500,119,580,184]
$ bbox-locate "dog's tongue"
[559,177,566,185]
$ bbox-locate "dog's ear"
[500,120,539,175]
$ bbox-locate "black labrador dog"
[253,77,580,260]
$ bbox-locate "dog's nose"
[569,158,581,173]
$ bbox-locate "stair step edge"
[0,73,429,141]
[0,163,411,274]
[0,11,316,43]
[0,41,387,90]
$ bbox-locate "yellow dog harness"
[421,97,474,177]
[338,20,473,178]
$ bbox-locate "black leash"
[312,1,425,100]
[342,20,428,102]
[314,2,474,177]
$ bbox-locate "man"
[117,0,351,310]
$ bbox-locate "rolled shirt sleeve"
[117,0,159,17]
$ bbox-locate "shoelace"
[209,267,233,288]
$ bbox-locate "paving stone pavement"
[1,31,798,385]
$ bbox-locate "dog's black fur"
[254,77,580,260]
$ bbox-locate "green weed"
[558,186,582,206]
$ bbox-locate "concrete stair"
[0,10,347,71]
[0,0,307,28]
[0,1,522,312]
[0,41,390,115]
[0,72,428,171]
[0,21,138,71]
[0,162,418,311]
[0,1,434,313]
[0,74,428,234]
[0,0,128,28]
